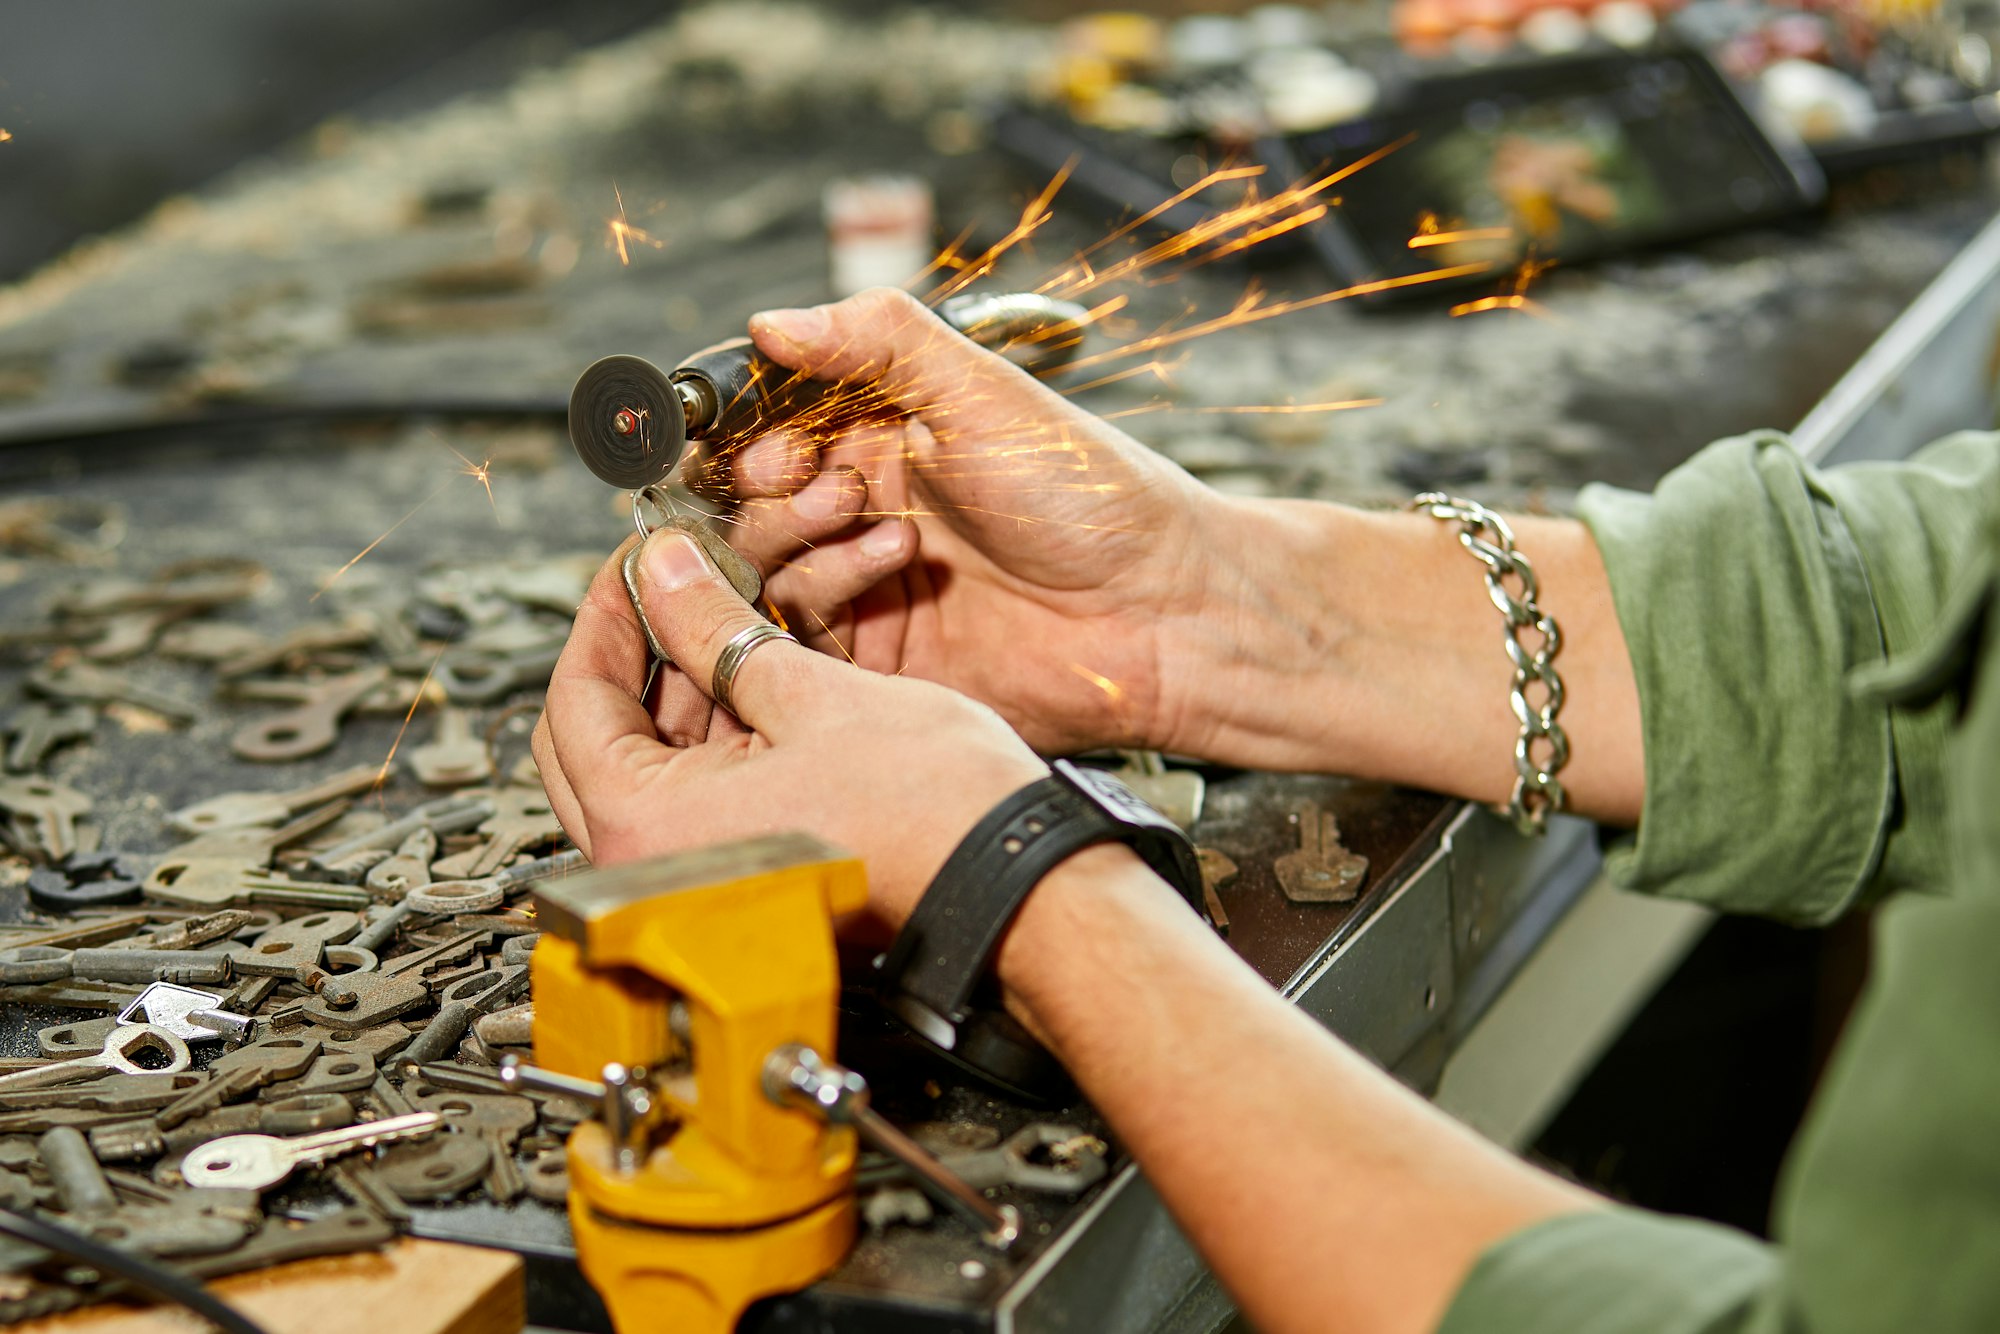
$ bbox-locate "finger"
[542,538,670,811]
[630,528,847,737]
[762,516,917,637]
[647,657,716,748]
[530,713,591,860]
[731,429,821,497]
[725,466,870,576]
[749,288,1053,439]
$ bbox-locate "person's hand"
[711,287,1232,757]
[531,527,1050,931]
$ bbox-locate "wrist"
[1151,493,1374,769]
[991,842,1168,1046]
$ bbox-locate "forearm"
[1166,496,1644,825]
[995,845,1599,1334]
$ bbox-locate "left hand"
[532,528,1051,932]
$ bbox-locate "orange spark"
[808,609,856,665]
[1449,253,1555,319]
[1059,263,1494,375]
[1409,227,1513,248]
[923,161,1074,301]
[0,130,12,143]
[312,476,457,601]
[606,183,663,266]
[1068,662,1127,706]
[447,444,495,506]
[1063,355,1191,395]
[1103,397,1383,421]
[314,445,498,600]
[374,646,447,792]
[1034,134,1415,300]
[1449,294,1548,318]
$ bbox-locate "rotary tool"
[566,291,1091,492]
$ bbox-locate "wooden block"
[18,1238,524,1334]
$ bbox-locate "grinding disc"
[567,353,687,489]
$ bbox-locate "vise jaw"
[529,833,868,1334]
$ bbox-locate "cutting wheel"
[567,353,687,489]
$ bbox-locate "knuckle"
[854,285,924,322]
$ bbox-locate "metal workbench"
[4,4,1999,1329]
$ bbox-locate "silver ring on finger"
[711,622,798,718]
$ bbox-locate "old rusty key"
[3,701,96,773]
[450,788,563,880]
[233,911,362,977]
[0,776,94,861]
[416,1091,535,1203]
[0,1025,192,1093]
[180,1111,442,1192]
[155,1036,323,1129]
[364,827,436,897]
[230,666,390,763]
[25,660,198,724]
[405,707,493,788]
[168,764,382,836]
[1273,802,1370,904]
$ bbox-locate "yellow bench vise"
[522,833,867,1334]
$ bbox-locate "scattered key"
[228,666,390,763]
[115,982,253,1044]
[0,1025,191,1093]
[26,660,198,724]
[0,775,94,861]
[406,707,493,788]
[169,763,383,836]
[364,827,436,897]
[3,701,96,773]
[179,1111,442,1191]
[306,792,492,872]
[154,1037,322,1128]
[457,788,563,879]
[1273,801,1370,904]
[26,852,145,911]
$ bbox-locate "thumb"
[633,530,836,734]
[748,287,1035,432]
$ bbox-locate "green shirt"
[1437,431,2000,1334]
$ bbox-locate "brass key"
[0,775,94,861]
[26,660,198,724]
[229,667,390,763]
[168,764,382,836]
[3,701,96,773]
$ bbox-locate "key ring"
[632,485,679,541]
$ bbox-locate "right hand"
[711,287,1230,757]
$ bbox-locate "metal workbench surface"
[3,4,1999,1331]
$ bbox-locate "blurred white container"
[824,175,936,297]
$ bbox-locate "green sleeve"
[1574,431,2000,921]
[1434,1210,1777,1334]
[1437,507,2000,1334]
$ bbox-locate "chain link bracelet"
[1409,493,1570,835]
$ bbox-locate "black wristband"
[874,759,1204,1093]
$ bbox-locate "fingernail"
[797,473,847,520]
[861,518,906,558]
[753,305,831,352]
[643,531,714,590]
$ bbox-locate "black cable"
[0,1205,268,1334]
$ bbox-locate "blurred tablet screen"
[1297,50,1824,292]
